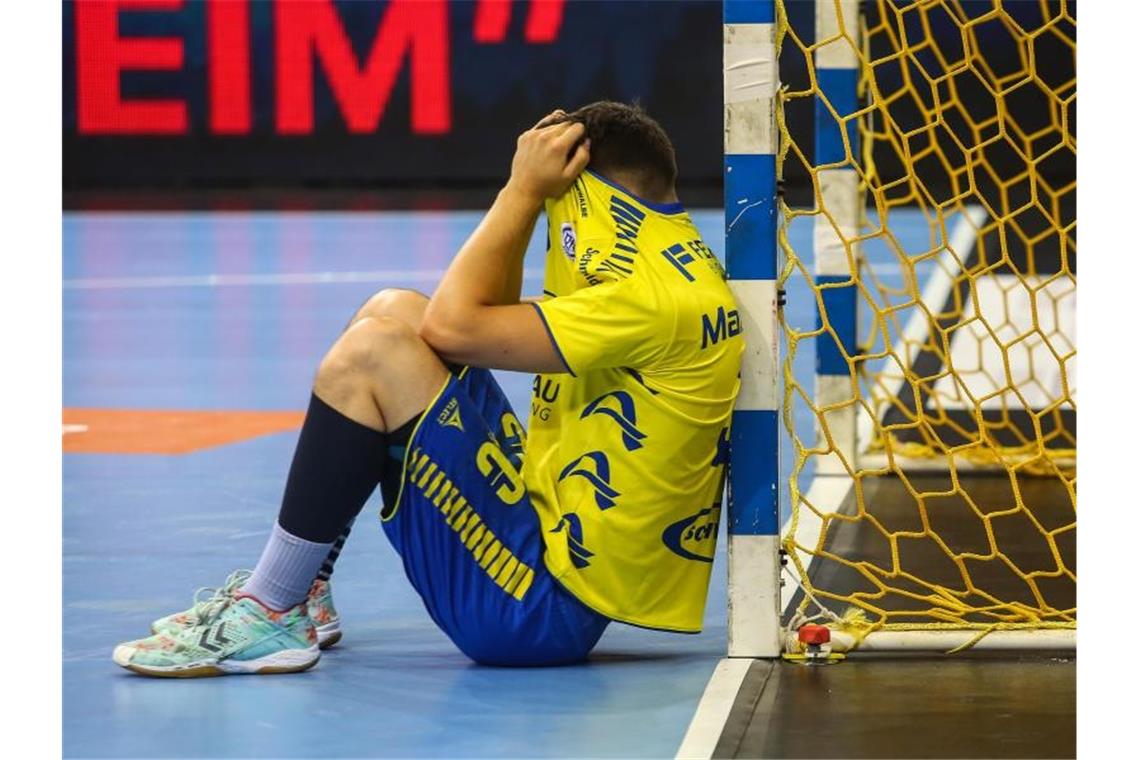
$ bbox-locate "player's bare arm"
[420,114,589,373]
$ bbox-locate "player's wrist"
[501,179,546,213]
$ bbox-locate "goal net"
[777,0,1075,652]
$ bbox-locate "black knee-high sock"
[313,411,419,581]
[317,520,354,582]
[277,394,387,543]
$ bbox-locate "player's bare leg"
[348,287,430,332]
[114,298,451,677]
[315,313,449,432]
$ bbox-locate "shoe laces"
[185,569,251,628]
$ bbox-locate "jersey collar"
[585,169,686,215]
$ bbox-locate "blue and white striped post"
[724,0,781,658]
[813,0,860,474]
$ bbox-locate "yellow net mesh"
[777,0,1076,645]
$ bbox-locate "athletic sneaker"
[151,569,251,637]
[152,572,344,649]
[307,579,343,648]
[113,595,319,677]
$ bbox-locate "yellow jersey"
[525,170,743,632]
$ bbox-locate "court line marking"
[676,658,754,760]
[854,206,985,452]
[63,263,930,292]
[779,474,854,613]
[63,268,547,291]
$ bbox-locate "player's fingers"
[533,109,567,130]
[563,140,591,178]
[538,121,578,143]
[551,121,586,151]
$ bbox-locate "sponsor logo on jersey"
[581,391,646,451]
[550,513,594,569]
[437,397,464,432]
[558,451,620,510]
[661,504,720,562]
[561,222,576,261]
[662,242,697,282]
[700,306,742,348]
[572,180,589,218]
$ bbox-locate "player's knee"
[352,288,429,326]
[318,316,420,385]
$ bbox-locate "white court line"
[779,475,855,613]
[675,658,754,760]
[855,206,986,453]
[64,268,547,291]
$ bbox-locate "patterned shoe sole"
[113,644,320,678]
[316,621,342,649]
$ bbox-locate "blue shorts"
[381,367,610,666]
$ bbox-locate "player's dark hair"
[558,101,678,201]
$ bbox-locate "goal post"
[723,0,782,659]
[724,0,1076,656]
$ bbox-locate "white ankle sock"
[241,522,334,612]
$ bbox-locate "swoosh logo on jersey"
[581,391,647,451]
[558,451,620,510]
[550,513,594,569]
[661,505,720,562]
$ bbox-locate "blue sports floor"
[63,209,932,758]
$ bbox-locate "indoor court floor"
[63,210,740,758]
[63,207,1067,757]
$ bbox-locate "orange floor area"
[62,408,305,454]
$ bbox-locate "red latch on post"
[798,624,831,646]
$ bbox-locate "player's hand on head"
[507,113,590,203]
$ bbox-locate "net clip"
[783,624,845,665]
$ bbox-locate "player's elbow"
[418,307,468,362]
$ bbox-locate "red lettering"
[207,0,251,134]
[275,0,450,135]
[524,0,564,44]
[474,0,564,45]
[473,0,511,43]
[75,0,188,134]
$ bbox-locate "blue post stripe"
[815,68,859,165]
[724,153,777,280]
[815,275,858,375]
[728,410,780,535]
[724,0,775,24]
[725,1,778,544]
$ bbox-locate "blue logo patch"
[561,222,576,261]
[550,513,594,568]
[581,391,647,451]
[661,505,720,562]
[558,451,620,510]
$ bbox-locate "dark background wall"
[62,0,1071,210]
[63,0,727,206]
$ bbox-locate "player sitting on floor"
[113,102,743,676]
